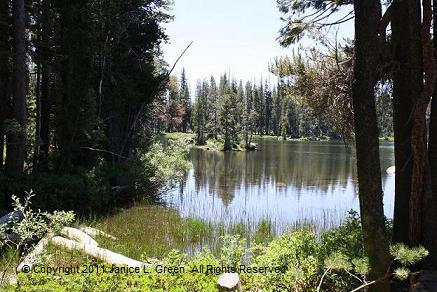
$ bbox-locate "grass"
[379,136,394,142]
[83,203,281,260]
[161,132,195,140]
[162,132,395,144]
[0,249,19,289]
[82,202,345,261]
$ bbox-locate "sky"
[162,0,354,93]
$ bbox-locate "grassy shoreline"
[161,132,395,147]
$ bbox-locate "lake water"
[163,139,395,233]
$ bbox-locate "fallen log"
[80,226,117,240]
[50,236,150,268]
[15,226,151,278]
[60,227,98,247]
[16,233,53,272]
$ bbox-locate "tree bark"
[391,0,423,246]
[352,0,390,290]
[428,0,437,250]
[5,0,26,176]
[409,0,437,269]
[37,0,52,170]
[0,0,10,174]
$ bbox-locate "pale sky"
[162,0,354,93]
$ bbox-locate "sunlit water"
[163,139,395,233]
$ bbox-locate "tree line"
[156,44,393,150]
[159,48,394,149]
[0,0,173,211]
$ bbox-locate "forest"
[160,51,393,149]
[1,0,437,291]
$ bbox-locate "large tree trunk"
[409,0,437,269]
[391,0,423,246]
[0,0,10,174]
[35,0,52,171]
[428,0,437,248]
[5,0,26,176]
[0,0,10,211]
[352,0,390,290]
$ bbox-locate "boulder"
[217,273,241,292]
[386,166,396,175]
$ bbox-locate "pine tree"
[194,80,208,145]
[264,80,272,135]
[207,76,219,139]
[180,68,191,133]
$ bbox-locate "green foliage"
[141,137,191,189]
[246,231,321,291]
[0,191,75,251]
[324,252,352,271]
[7,211,429,291]
[254,219,275,244]
[277,0,353,47]
[320,211,363,259]
[219,235,246,266]
[390,243,429,266]
[394,267,410,281]
[0,170,109,215]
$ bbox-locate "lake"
[95,139,395,257]
[163,139,395,234]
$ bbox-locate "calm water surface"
[163,139,395,233]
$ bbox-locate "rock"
[245,143,257,151]
[386,166,396,175]
[0,210,23,226]
[1,210,24,242]
[276,182,287,188]
[217,273,241,291]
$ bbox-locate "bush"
[0,137,191,215]
[0,171,108,215]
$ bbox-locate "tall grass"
[87,202,347,260]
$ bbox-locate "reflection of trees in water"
[190,141,365,205]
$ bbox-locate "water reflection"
[165,140,395,233]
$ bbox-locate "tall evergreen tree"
[207,76,219,139]
[0,0,10,174]
[352,0,390,289]
[194,80,208,145]
[5,0,26,176]
[179,68,191,133]
[264,80,272,135]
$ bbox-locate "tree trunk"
[352,0,390,290]
[409,0,437,269]
[5,0,26,176]
[391,0,423,246]
[38,0,52,170]
[0,0,10,174]
[428,0,437,250]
